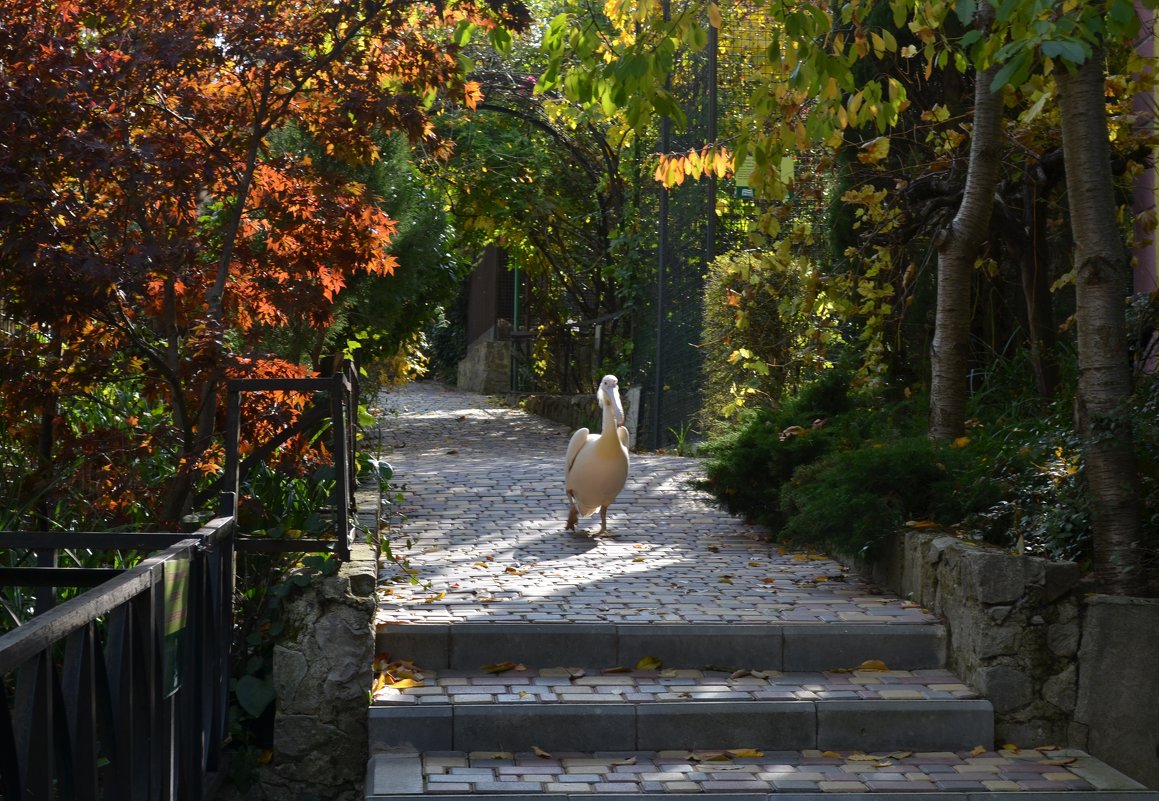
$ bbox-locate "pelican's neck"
[600,392,619,435]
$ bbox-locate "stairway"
[364,382,1157,799]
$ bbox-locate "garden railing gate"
[0,363,363,799]
[0,516,237,801]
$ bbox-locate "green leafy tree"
[536,0,1157,593]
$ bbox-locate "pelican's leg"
[598,505,609,533]
[566,491,579,531]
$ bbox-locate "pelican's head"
[598,374,625,427]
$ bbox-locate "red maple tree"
[0,0,529,525]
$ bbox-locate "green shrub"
[700,370,858,530]
[698,245,843,433]
[780,436,1004,555]
[700,370,1010,555]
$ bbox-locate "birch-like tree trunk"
[928,5,1003,439]
[1057,51,1145,595]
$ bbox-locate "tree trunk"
[929,26,1003,439]
[1057,51,1145,595]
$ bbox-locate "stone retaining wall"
[501,386,641,449]
[257,541,378,801]
[457,340,511,394]
[851,530,1159,789]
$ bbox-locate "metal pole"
[706,19,718,265]
[653,0,672,449]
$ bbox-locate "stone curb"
[364,749,1157,800]
[369,699,995,753]
[376,623,947,672]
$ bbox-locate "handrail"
[0,364,360,798]
[220,364,357,560]
[0,517,237,800]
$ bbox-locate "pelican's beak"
[605,383,625,428]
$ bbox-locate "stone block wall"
[257,541,378,801]
[1072,595,1159,789]
[501,386,641,449]
[900,533,1082,746]
[457,340,511,394]
[852,530,1159,789]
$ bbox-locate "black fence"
[220,365,358,560]
[628,9,766,450]
[0,517,236,800]
[511,312,629,395]
[0,364,365,798]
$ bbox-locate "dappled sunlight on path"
[373,381,935,627]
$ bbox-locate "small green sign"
[734,158,755,200]
[162,554,191,697]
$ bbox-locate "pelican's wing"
[616,425,629,450]
[565,428,590,483]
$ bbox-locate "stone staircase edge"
[369,698,996,753]
[365,791,1159,801]
[375,622,950,671]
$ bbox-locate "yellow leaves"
[384,677,423,690]
[857,659,889,671]
[951,436,971,448]
[691,749,764,762]
[653,146,733,188]
[856,136,890,165]
[707,2,722,29]
[482,661,526,674]
[373,657,425,694]
[636,656,663,670]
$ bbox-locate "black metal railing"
[0,363,367,798]
[0,517,236,801]
[511,311,628,395]
[219,363,358,561]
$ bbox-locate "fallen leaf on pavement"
[726,749,765,759]
[970,745,987,757]
[384,677,423,690]
[532,746,552,759]
[482,661,525,674]
[857,659,889,671]
[636,656,662,670]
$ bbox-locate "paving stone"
[364,384,1158,800]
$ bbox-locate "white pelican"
[565,374,630,534]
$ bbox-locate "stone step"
[375,622,947,672]
[365,747,1158,800]
[370,664,994,753]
